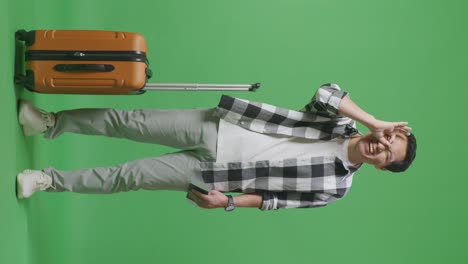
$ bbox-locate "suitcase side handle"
[54,64,115,72]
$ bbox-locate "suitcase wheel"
[14,71,34,91]
[14,74,25,85]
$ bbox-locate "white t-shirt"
[216,119,353,167]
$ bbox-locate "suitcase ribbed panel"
[29,30,148,52]
[26,60,148,94]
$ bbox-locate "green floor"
[2,0,468,264]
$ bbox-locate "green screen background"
[1,0,466,263]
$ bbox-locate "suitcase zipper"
[25,50,147,62]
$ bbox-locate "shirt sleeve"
[260,192,278,210]
[300,83,349,118]
[260,191,338,210]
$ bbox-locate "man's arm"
[188,190,335,210]
[188,190,262,209]
[302,83,411,146]
[338,96,411,147]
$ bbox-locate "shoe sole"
[18,100,27,125]
[18,100,39,136]
[16,172,26,199]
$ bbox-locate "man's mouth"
[368,140,374,155]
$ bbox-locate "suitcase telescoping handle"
[143,82,261,91]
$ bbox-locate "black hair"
[385,133,417,173]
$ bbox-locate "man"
[16,83,416,211]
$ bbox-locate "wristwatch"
[225,195,235,212]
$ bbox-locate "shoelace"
[34,171,56,191]
[39,109,55,128]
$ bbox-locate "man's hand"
[368,119,412,147]
[188,189,228,209]
[338,96,412,147]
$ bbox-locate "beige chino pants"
[42,108,218,194]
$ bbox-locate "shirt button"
[240,121,245,125]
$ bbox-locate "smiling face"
[357,132,408,170]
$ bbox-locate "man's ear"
[375,165,387,171]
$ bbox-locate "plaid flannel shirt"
[199,83,361,210]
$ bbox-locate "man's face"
[357,132,408,170]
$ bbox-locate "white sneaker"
[18,100,56,136]
[17,169,54,199]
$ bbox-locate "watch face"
[225,195,235,211]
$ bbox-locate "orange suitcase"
[15,29,260,94]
